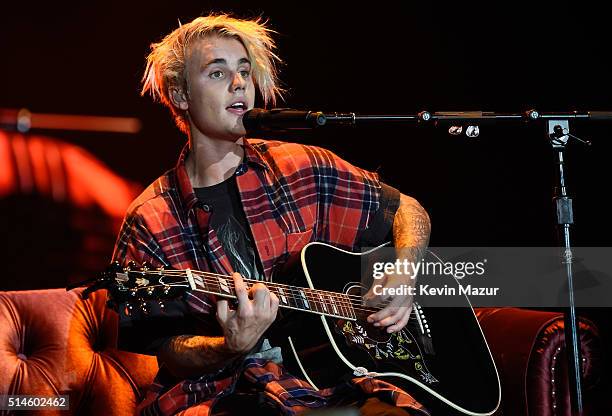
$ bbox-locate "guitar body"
[270,242,501,416]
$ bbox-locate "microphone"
[242,108,355,132]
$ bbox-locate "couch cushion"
[0,288,158,415]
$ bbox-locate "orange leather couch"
[0,289,601,416]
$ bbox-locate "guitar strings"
[125,269,405,311]
[119,270,408,317]
[128,269,364,306]
[121,282,419,325]
[126,268,387,309]
[129,268,405,304]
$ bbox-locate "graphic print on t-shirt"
[216,214,263,280]
[194,175,263,281]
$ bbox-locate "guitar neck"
[180,269,357,320]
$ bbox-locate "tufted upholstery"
[0,288,157,416]
[0,289,602,416]
[475,308,601,416]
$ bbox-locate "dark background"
[2,0,611,406]
[2,0,611,246]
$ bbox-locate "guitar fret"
[277,287,288,305]
[304,288,317,313]
[334,293,346,317]
[338,298,347,317]
[345,298,353,318]
[340,293,356,320]
[197,275,206,290]
[186,269,207,291]
[349,294,356,319]
[190,271,215,293]
[312,289,322,313]
[218,277,231,294]
[318,293,328,313]
[298,289,310,310]
[328,294,339,315]
[285,287,299,309]
[330,293,352,320]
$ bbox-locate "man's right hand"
[216,272,279,354]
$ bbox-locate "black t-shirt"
[194,175,264,281]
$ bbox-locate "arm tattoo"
[393,193,431,263]
[159,335,239,378]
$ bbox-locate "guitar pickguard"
[335,319,439,385]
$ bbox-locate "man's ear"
[169,87,189,111]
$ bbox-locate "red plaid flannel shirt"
[112,138,428,416]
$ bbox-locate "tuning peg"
[141,262,150,271]
[139,300,150,315]
[123,302,134,317]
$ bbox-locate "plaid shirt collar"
[175,138,270,212]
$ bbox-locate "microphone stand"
[259,109,612,415]
[376,110,599,416]
[393,110,601,415]
[544,118,588,416]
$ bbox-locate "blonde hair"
[141,14,283,134]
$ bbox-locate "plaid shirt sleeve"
[112,210,169,268]
[111,211,186,355]
[289,143,391,250]
[358,182,401,247]
[111,191,209,355]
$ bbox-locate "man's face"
[178,35,255,141]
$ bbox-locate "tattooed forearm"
[393,193,431,263]
[159,335,240,378]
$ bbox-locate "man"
[112,14,431,416]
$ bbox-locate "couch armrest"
[475,308,601,416]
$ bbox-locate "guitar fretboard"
[182,269,356,320]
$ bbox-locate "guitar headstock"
[103,261,188,313]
